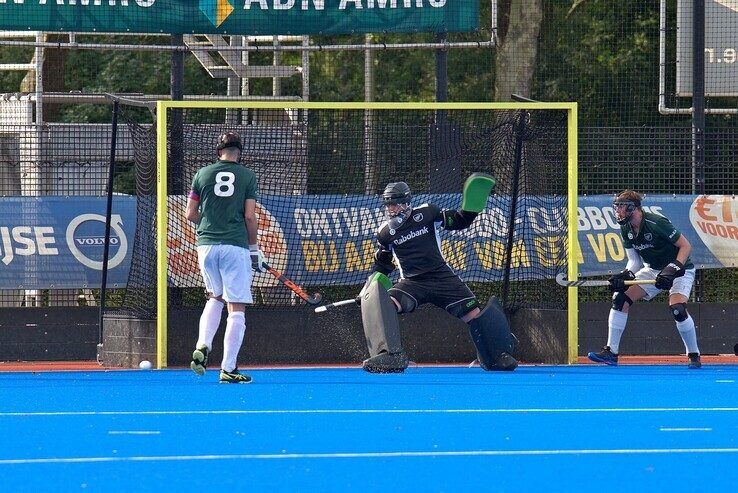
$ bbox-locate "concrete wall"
[2,303,736,366]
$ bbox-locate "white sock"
[676,315,700,354]
[607,309,628,354]
[221,311,246,372]
[196,298,224,351]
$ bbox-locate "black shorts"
[388,271,478,318]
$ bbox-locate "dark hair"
[216,132,242,153]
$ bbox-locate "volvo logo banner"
[66,214,129,271]
[0,196,136,289]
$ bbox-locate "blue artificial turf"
[1,365,737,492]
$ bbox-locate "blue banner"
[3,194,735,289]
[0,196,136,289]
[576,194,737,275]
[236,193,737,286]
[250,193,560,285]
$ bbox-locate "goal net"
[111,102,577,364]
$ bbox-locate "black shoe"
[362,351,409,373]
[490,352,518,371]
[219,368,252,384]
[688,353,702,369]
[587,346,618,366]
[190,344,209,376]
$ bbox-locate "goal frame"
[154,101,579,368]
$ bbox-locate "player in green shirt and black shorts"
[588,190,701,369]
[185,132,266,383]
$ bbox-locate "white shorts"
[634,266,695,301]
[196,244,253,304]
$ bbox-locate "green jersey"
[189,160,258,247]
[620,211,693,270]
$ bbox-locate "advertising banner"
[1,194,735,289]
[167,193,738,287]
[577,194,737,274]
[0,0,478,35]
[0,196,136,289]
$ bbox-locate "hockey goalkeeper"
[359,173,518,373]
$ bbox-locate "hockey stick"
[555,273,656,288]
[263,263,323,305]
[314,297,360,313]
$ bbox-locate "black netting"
[115,105,569,318]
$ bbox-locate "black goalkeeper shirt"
[375,203,454,279]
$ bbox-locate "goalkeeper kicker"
[358,173,518,373]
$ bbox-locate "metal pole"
[501,112,526,309]
[170,34,185,194]
[226,36,241,125]
[364,34,377,195]
[435,33,448,104]
[692,0,705,195]
[169,35,185,310]
[98,100,119,361]
[692,0,706,301]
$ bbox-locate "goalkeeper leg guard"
[467,297,517,371]
[362,352,410,374]
[360,279,408,373]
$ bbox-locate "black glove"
[608,269,635,293]
[655,260,684,290]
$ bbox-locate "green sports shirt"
[189,160,258,247]
[620,211,693,270]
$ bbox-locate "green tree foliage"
[0,46,33,93]
[0,1,666,127]
[534,0,662,126]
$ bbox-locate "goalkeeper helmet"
[382,182,412,220]
[216,132,243,153]
[613,190,642,225]
[382,182,412,206]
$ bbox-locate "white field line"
[659,427,713,432]
[107,431,161,435]
[2,407,738,418]
[1,447,738,465]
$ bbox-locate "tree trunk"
[20,34,67,122]
[494,0,543,101]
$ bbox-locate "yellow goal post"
[154,101,578,368]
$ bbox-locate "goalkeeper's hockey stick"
[263,263,323,305]
[314,297,360,313]
[555,273,656,287]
